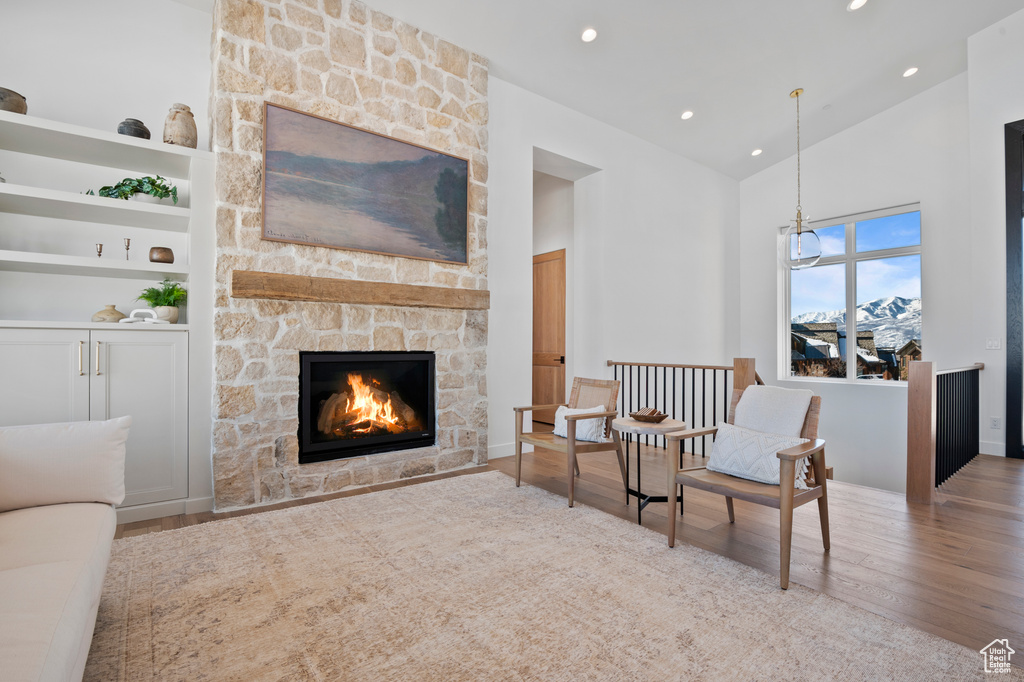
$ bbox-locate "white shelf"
[0,182,190,232]
[0,249,188,279]
[0,110,211,178]
[0,320,189,331]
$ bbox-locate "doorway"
[532,249,565,424]
[1006,118,1024,459]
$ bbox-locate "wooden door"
[0,328,90,426]
[91,330,189,507]
[533,249,566,424]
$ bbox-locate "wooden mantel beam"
[231,270,490,310]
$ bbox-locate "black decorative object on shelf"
[117,118,150,139]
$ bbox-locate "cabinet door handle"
[78,341,85,376]
[95,341,101,376]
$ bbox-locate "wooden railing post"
[907,361,937,504]
[733,358,756,392]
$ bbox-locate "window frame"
[779,202,922,384]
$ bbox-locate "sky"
[790,211,922,317]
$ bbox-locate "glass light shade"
[779,224,822,270]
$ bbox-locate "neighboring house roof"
[897,339,923,356]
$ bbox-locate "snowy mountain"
[792,296,921,349]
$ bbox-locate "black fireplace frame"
[298,350,436,464]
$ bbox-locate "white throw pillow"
[733,385,813,437]
[706,422,810,489]
[552,405,610,443]
[0,416,131,513]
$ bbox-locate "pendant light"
[778,88,821,270]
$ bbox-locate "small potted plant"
[87,175,178,204]
[138,279,187,323]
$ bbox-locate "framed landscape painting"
[262,103,469,264]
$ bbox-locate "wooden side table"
[612,417,686,524]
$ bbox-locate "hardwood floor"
[117,441,1024,656]
[490,443,1024,655]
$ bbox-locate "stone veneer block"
[210,0,489,511]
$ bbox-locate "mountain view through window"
[789,210,921,381]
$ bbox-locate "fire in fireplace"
[299,351,435,464]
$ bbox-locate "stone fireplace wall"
[210,0,489,509]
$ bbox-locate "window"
[784,205,921,382]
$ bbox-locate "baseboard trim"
[185,496,215,514]
[980,440,1005,457]
[489,442,532,459]
[116,499,187,524]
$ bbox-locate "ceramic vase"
[0,87,27,114]
[149,247,174,264]
[163,103,197,148]
[154,306,179,324]
[91,304,126,323]
[117,118,150,139]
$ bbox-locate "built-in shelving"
[0,319,190,331]
[0,183,190,231]
[0,109,211,176]
[0,249,187,279]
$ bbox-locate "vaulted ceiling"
[364,0,1024,179]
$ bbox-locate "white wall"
[488,77,739,458]
[2,0,213,150]
[532,171,575,386]
[739,75,974,492]
[968,8,1024,459]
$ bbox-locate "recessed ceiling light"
[751,149,763,157]
[847,0,867,10]
[903,66,919,78]
[680,110,694,120]
[581,28,597,42]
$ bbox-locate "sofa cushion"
[0,416,131,513]
[0,503,116,682]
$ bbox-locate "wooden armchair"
[514,377,628,507]
[665,387,829,589]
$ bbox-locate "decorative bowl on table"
[629,408,668,423]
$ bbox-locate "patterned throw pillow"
[553,405,610,443]
[706,422,810,489]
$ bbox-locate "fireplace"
[299,351,436,464]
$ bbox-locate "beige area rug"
[86,471,1011,681]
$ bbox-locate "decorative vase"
[0,87,27,114]
[149,247,174,264]
[154,306,179,324]
[117,118,150,139]
[91,304,126,323]
[132,193,163,204]
[163,103,197,148]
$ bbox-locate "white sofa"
[0,417,130,682]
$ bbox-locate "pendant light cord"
[795,91,802,215]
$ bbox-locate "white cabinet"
[0,328,188,507]
[0,108,215,522]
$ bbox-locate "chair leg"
[778,459,796,590]
[514,411,524,487]
[612,431,628,497]
[574,460,581,477]
[667,437,679,547]
[567,421,577,507]
[812,451,831,551]
[725,497,735,523]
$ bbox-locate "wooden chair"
[665,387,829,589]
[514,377,628,507]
